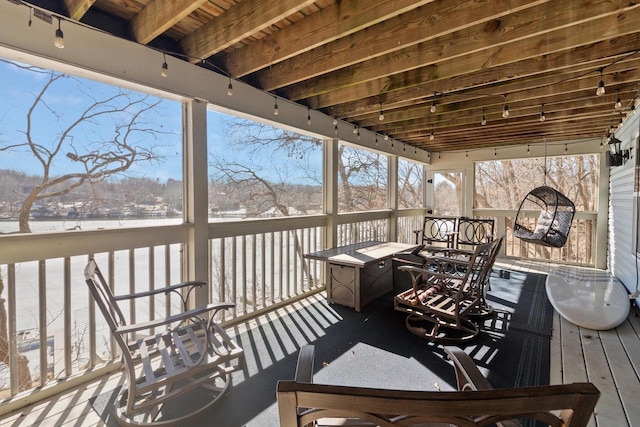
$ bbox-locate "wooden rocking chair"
[84,259,243,426]
[394,238,501,343]
[277,345,600,427]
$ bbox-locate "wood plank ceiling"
[26,0,640,153]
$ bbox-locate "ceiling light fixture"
[596,69,605,96]
[54,17,64,49]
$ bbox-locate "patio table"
[305,241,418,311]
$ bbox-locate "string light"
[333,117,338,126]
[227,78,233,96]
[596,69,605,96]
[161,51,168,77]
[54,17,64,49]
[430,100,437,113]
[307,108,311,125]
[353,124,358,134]
[527,144,530,154]
[615,89,622,109]
[375,135,379,146]
[540,104,546,122]
[379,104,384,121]
[494,148,497,156]
[565,144,568,153]
[273,96,279,115]
[502,102,509,118]
[384,134,389,141]
[429,131,435,140]
[481,109,487,126]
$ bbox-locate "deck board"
[600,326,640,426]
[0,259,638,427]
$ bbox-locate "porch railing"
[474,209,597,266]
[0,207,594,409]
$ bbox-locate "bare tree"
[0,60,168,233]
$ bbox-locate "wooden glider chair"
[277,345,600,427]
[84,259,243,426]
[394,238,502,343]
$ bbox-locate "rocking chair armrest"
[444,347,493,391]
[294,345,315,383]
[113,301,235,335]
[113,280,208,301]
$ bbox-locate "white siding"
[608,110,640,305]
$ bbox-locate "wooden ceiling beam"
[131,0,208,45]
[300,4,640,108]
[63,0,95,21]
[223,0,435,78]
[180,0,316,63]
[254,0,550,90]
[342,56,640,121]
[364,74,640,128]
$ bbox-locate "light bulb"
[353,125,358,134]
[540,111,546,122]
[273,99,279,115]
[379,111,384,121]
[429,132,435,140]
[430,101,437,113]
[615,97,622,109]
[502,104,509,118]
[384,134,389,140]
[161,62,168,77]
[54,19,64,49]
[596,80,605,96]
[227,81,233,96]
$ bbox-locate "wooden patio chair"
[84,259,243,426]
[277,345,600,427]
[394,238,501,343]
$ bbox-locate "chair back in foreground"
[84,259,243,426]
[277,345,600,427]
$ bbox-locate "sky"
[0,57,324,185]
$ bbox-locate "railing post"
[184,99,210,307]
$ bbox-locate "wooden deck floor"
[1,259,638,426]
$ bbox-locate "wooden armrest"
[115,301,235,335]
[294,345,315,383]
[444,347,493,391]
[114,280,207,301]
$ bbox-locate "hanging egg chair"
[513,185,575,248]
